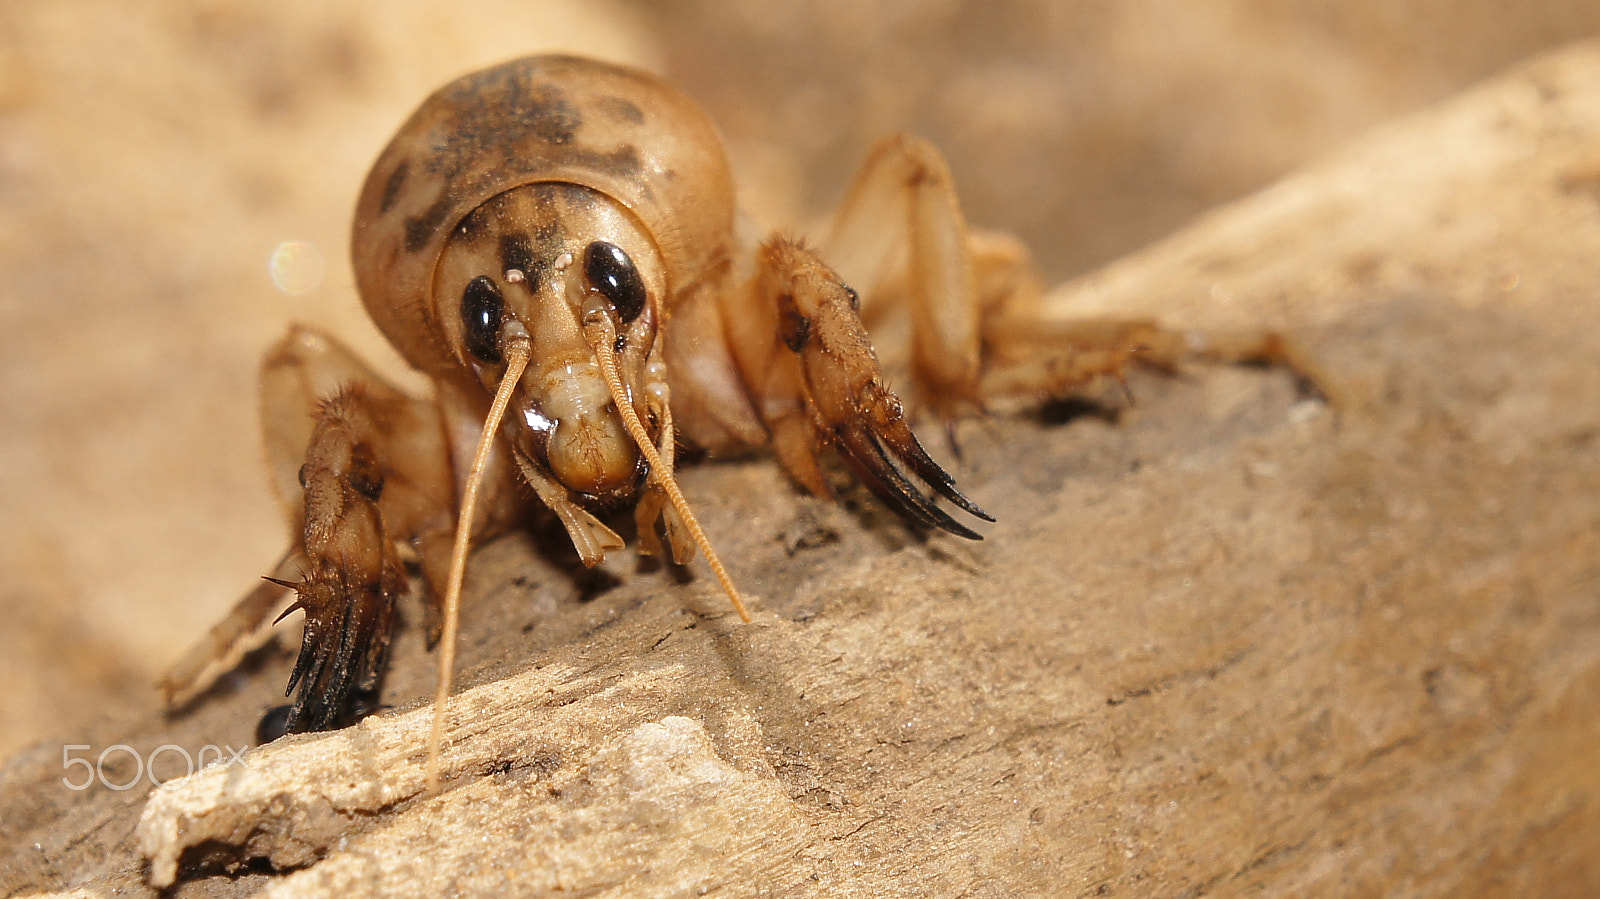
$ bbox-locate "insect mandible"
[163,55,1308,789]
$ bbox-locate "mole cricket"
[162,54,1310,788]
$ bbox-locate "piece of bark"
[140,693,808,894]
[8,38,1600,899]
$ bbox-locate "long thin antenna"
[581,302,750,624]
[426,325,532,794]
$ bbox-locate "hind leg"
[822,135,1328,414]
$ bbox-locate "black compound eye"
[461,275,504,363]
[583,240,646,323]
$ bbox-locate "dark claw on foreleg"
[276,558,401,732]
[277,389,406,733]
[829,380,991,540]
[834,421,987,540]
[764,237,991,540]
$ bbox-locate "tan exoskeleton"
[163,55,1308,788]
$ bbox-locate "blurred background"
[2,0,1598,757]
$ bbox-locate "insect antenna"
[579,295,751,624]
[425,321,532,794]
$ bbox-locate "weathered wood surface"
[6,35,1600,899]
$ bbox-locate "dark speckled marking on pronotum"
[379,161,408,214]
[598,95,644,125]
[575,144,643,182]
[405,194,455,254]
[430,69,584,180]
[399,65,647,255]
